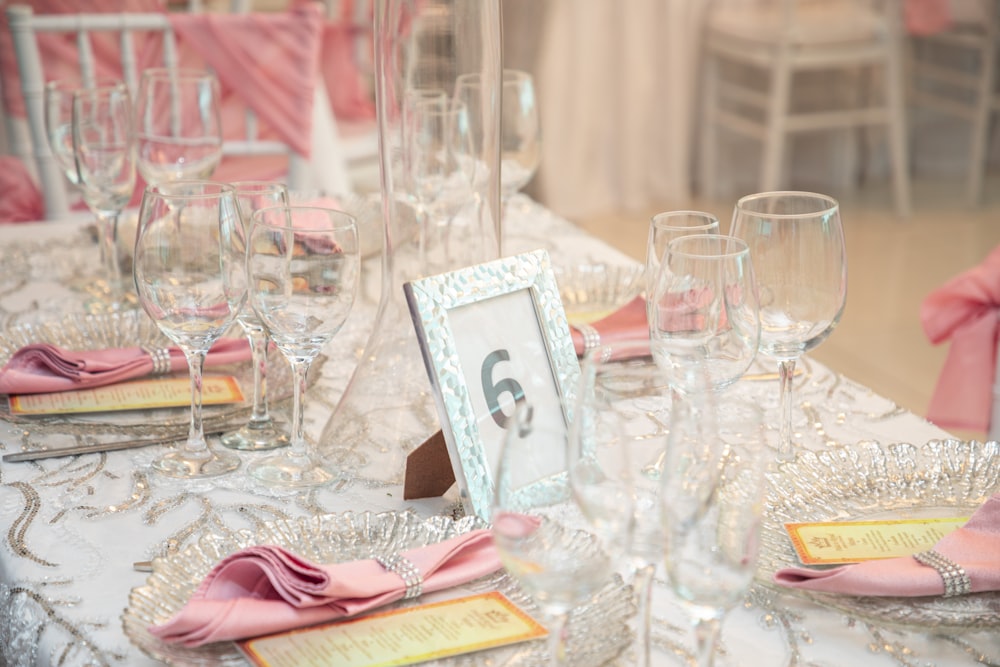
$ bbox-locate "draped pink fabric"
[0,337,251,394]
[168,4,323,158]
[774,493,1000,597]
[920,245,1000,432]
[904,0,951,36]
[0,156,44,223]
[148,528,502,647]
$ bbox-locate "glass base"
[248,451,334,488]
[152,447,241,478]
[221,420,289,451]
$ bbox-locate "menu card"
[785,516,969,565]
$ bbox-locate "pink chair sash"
[0,156,44,223]
[904,0,952,35]
[920,245,1000,432]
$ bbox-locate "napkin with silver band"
[773,493,1000,597]
[0,338,251,395]
[572,295,649,359]
[148,528,502,647]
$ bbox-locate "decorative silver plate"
[0,310,302,438]
[123,510,633,666]
[759,439,1000,631]
[552,262,644,325]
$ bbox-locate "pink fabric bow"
[0,337,250,395]
[919,245,1000,432]
[773,493,1000,597]
[571,295,649,359]
[0,157,45,223]
[148,528,502,647]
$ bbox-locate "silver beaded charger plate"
[0,310,305,439]
[758,439,1000,631]
[122,510,633,666]
[552,262,644,326]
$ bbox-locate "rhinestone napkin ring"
[142,346,172,375]
[575,322,601,354]
[913,550,972,598]
[374,553,423,599]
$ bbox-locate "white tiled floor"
[569,174,1000,443]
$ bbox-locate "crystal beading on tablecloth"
[0,198,998,666]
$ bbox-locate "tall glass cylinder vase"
[317,0,502,487]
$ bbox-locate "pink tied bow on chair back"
[920,244,1000,433]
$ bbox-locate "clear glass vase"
[316,0,502,487]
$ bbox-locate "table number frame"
[404,249,579,520]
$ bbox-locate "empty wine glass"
[729,191,847,458]
[72,82,137,301]
[246,205,360,488]
[648,234,760,393]
[134,68,223,185]
[568,338,672,667]
[645,210,720,297]
[492,401,615,665]
[133,181,245,478]
[45,78,88,189]
[659,384,767,667]
[219,181,290,452]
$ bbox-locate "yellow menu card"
[785,517,969,565]
[237,592,547,667]
[8,376,244,415]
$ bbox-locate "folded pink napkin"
[774,493,1000,597]
[920,244,1000,432]
[148,528,502,647]
[571,295,649,359]
[0,337,251,395]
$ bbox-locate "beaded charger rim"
[757,439,1000,631]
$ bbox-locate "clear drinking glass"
[134,68,223,185]
[45,78,88,188]
[659,384,767,667]
[568,338,673,667]
[220,181,290,452]
[72,82,137,301]
[644,210,720,323]
[133,181,245,478]
[246,206,360,488]
[729,191,847,458]
[648,234,760,393]
[492,402,614,665]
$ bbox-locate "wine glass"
[44,78,87,190]
[72,82,137,302]
[659,384,767,667]
[568,338,673,667]
[729,191,847,458]
[133,181,245,478]
[134,68,223,185]
[492,401,615,665]
[648,234,761,393]
[246,205,360,488]
[645,210,720,296]
[219,181,290,452]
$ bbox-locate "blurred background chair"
[2,2,328,220]
[698,0,911,218]
[908,0,1000,207]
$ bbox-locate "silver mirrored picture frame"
[404,249,580,520]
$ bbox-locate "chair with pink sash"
[1,1,328,221]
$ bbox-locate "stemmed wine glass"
[492,401,615,665]
[72,82,137,302]
[45,78,87,191]
[659,382,767,667]
[246,205,360,487]
[644,210,720,313]
[648,234,760,393]
[568,338,673,667]
[134,68,223,185]
[133,181,245,478]
[219,181,290,452]
[729,191,847,458]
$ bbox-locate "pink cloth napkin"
[774,493,1000,597]
[0,157,45,223]
[0,337,250,395]
[919,244,1000,432]
[148,528,502,647]
[572,295,649,359]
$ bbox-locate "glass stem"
[778,358,797,460]
[693,615,722,667]
[633,562,655,667]
[183,348,209,454]
[97,211,122,292]
[547,611,571,665]
[246,329,271,424]
[288,358,311,456]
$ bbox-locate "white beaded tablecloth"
[0,197,997,666]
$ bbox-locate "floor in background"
[569,173,1000,443]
